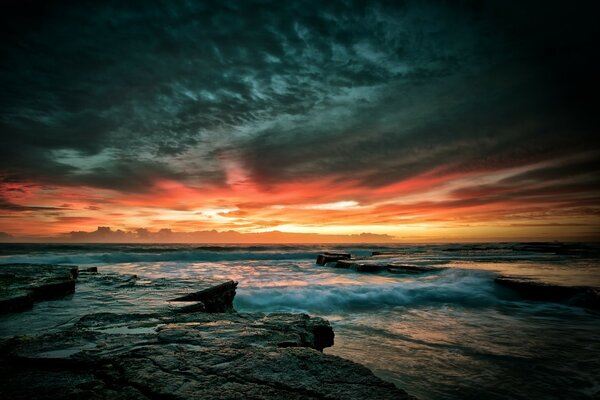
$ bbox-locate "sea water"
[0,243,599,399]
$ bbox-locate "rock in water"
[0,264,78,314]
[333,260,445,274]
[316,252,351,266]
[495,276,600,310]
[169,280,238,312]
[0,277,411,399]
[387,265,446,274]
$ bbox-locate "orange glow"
[1,162,598,242]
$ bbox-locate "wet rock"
[81,267,98,273]
[320,253,445,275]
[0,310,407,400]
[0,289,34,313]
[332,260,354,268]
[316,252,351,266]
[495,276,600,310]
[0,264,78,314]
[169,280,237,312]
[372,251,403,256]
[30,278,76,301]
[0,272,410,399]
[332,260,386,272]
[354,263,387,272]
[387,265,446,274]
[333,260,444,274]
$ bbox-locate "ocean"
[1,243,599,399]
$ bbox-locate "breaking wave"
[236,269,500,313]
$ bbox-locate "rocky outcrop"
[0,270,411,399]
[169,280,237,313]
[332,259,445,274]
[0,309,409,400]
[316,252,444,275]
[315,252,351,266]
[387,265,446,274]
[0,264,78,314]
[495,276,600,311]
[371,251,403,256]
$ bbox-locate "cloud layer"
[1,0,599,240]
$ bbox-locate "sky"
[0,0,599,243]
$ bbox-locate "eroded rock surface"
[0,272,410,400]
[0,309,409,399]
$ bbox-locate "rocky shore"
[315,252,600,310]
[494,276,600,311]
[0,263,412,400]
[315,252,446,274]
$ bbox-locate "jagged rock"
[316,252,351,266]
[169,280,237,312]
[0,264,78,314]
[495,276,600,310]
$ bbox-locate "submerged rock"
[495,276,600,311]
[0,264,78,314]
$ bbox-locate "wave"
[0,249,319,265]
[235,269,501,313]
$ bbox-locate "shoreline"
[0,263,412,400]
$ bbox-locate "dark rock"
[372,251,403,256]
[332,260,445,274]
[169,280,237,312]
[387,265,446,274]
[0,271,410,399]
[316,252,351,266]
[0,290,34,313]
[332,260,386,272]
[30,278,76,301]
[81,267,98,273]
[495,276,600,310]
[354,263,387,273]
[0,264,79,314]
[571,288,600,310]
[0,310,408,400]
[333,260,354,268]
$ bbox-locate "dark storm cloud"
[0,0,598,192]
